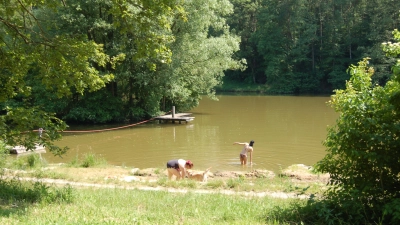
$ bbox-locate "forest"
[225,0,400,94]
[1,0,400,125]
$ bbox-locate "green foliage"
[0,141,7,168]
[80,153,97,168]
[26,154,44,168]
[0,0,190,151]
[66,153,107,168]
[315,51,400,223]
[1,0,243,125]
[266,200,311,224]
[226,176,245,189]
[383,198,400,224]
[80,153,107,168]
[0,0,113,154]
[127,0,245,114]
[0,179,75,204]
[383,29,400,113]
[0,1,114,101]
[67,155,80,168]
[10,153,47,170]
[1,106,69,156]
[63,91,125,123]
[224,0,400,94]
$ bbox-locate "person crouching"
[166,159,194,180]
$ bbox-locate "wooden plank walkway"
[155,113,195,124]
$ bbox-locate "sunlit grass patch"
[206,179,225,189]
[31,170,70,180]
[81,152,108,168]
[6,153,48,170]
[66,152,108,168]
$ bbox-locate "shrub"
[315,56,400,223]
[226,176,245,189]
[0,178,74,204]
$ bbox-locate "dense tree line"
[2,0,400,127]
[1,0,243,132]
[1,0,400,127]
[226,0,400,94]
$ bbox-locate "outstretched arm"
[233,142,246,145]
[179,165,186,179]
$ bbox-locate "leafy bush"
[80,153,107,168]
[315,56,400,223]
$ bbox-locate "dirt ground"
[38,163,329,185]
[23,164,329,183]
[4,164,330,199]
[134,164,329,182]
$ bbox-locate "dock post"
[172,106,175,118]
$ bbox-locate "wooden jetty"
[9,144,46,154]
[155,113,194,124]
[155,106,195,124]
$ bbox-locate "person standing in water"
[233,140,254,165]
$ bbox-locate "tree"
[226,0,262,84]
[155,0,245,112]
[223,0,400,94]
[0,0,183,155]
[0,0,112,155]
[315,30,400,223]
[54,0,244,121]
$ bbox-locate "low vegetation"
[0,149,331,225]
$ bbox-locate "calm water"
[42,95,338,173]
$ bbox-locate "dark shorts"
[167,159,180,171]
[240,154,247,159]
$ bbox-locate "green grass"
[0,150,328,224]
[2,153,326,196]
[0,186,302,225]
[68,152,108,168]
[6,153,48,170]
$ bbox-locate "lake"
[42,94,338,173]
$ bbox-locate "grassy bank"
[1,187,300,224]
[0,152,328,224]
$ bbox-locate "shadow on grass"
[263,197,337,225]
[263,195,393,225]
[0,176,74,217]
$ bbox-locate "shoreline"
[4,162,329,187]
[2,163,330,200]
